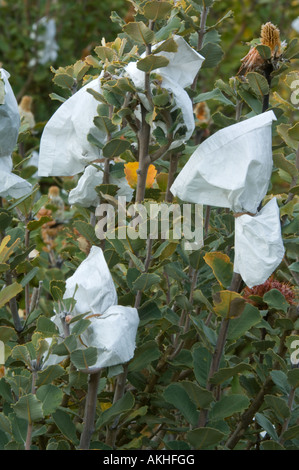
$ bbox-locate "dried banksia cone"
[238,21,281,76]
[261,22,281,55]
[18,95,35,129]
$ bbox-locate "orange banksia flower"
[194,101,210,126]
[243,276,296,308]
[124,162,157,189]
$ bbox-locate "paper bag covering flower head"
[44,246,139,370]
[170,110,285,288]
[171,111,277,214]
[125,35,205,149]
[0,68,32,198]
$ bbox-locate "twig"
[197,272,243,427]
[105,363,129,448]
[79,370,102,450]
[25,367,37,450]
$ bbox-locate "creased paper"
[38,77,105,177]
[44,245,139,369]
[0,155,32,199]
[68,164,134,207]
[63,245,118,316]
[170,111,277,214]
[0,68,21,158]
[234,197,285,288]
[80,305,139,369]
[125,35,205,148]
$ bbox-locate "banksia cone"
[238,22,282,76]
[261,22,281,55]
[18,95,35,129]
[243,276,296,308]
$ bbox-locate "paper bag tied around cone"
[38,77,105,177]
[170,111,277,214]
[45,246,139,370]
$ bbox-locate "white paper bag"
[0,68,21,158]
[63,245,118,316]
[29,17,59,67]
[125,35,205,148]
[68,164,134,207]
[0,155,32,199]
[170,111,277,214]
[80,305,139,368]
[38,77,105,176]
[292,17,299,33]
[44,245,139,369]
[234,197,285,288]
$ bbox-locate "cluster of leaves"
[0,0,299,451]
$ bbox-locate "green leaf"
[49,93,66,103]
[123,21,155,45]
[194,88,234,107]
[70,347,98,370]
[247,72,270,97]
[200,42,224,69]
[137,54,169,73]
[27,216,52,231]
[52,335,78,356]
[13,394,44,423]
[0,282,23,309]
[283,38,299,59]
[128,340,160,372]
[177,381,214,410]
[276,123,298,151]
[263,289,290,313]
[53,73,75,90]
[187,427,225,450]
[52,409,79,445]
[36,316,59,337]
[143,1,172,20]
[20,267,39,288]
[287,369,299,389]
[73,220,98,244]
[264,394,290,420]
[288,122,299,141]
[133,273,161,292]
[36,365,66,386]
[273,153,298,176]
[0,210,12,231]
[227,303,261,340]
[204,252,233,288]
[163,383,199,426]
[237,87,263,114]
[11,345,32,367]
[256,44,272,60]
[36,384,64,415]
[255,412,278,441]
[153,37,178,54]
[193,346,212,388]
[209,394,250,421]
[282,424,299,441]
[94,46,115,61]
[210,363,253,385]
[96,392,135,429]
[102,138,131,158]
[260,441,285,450]
[0,326,17,343]
[94,115,117,135]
